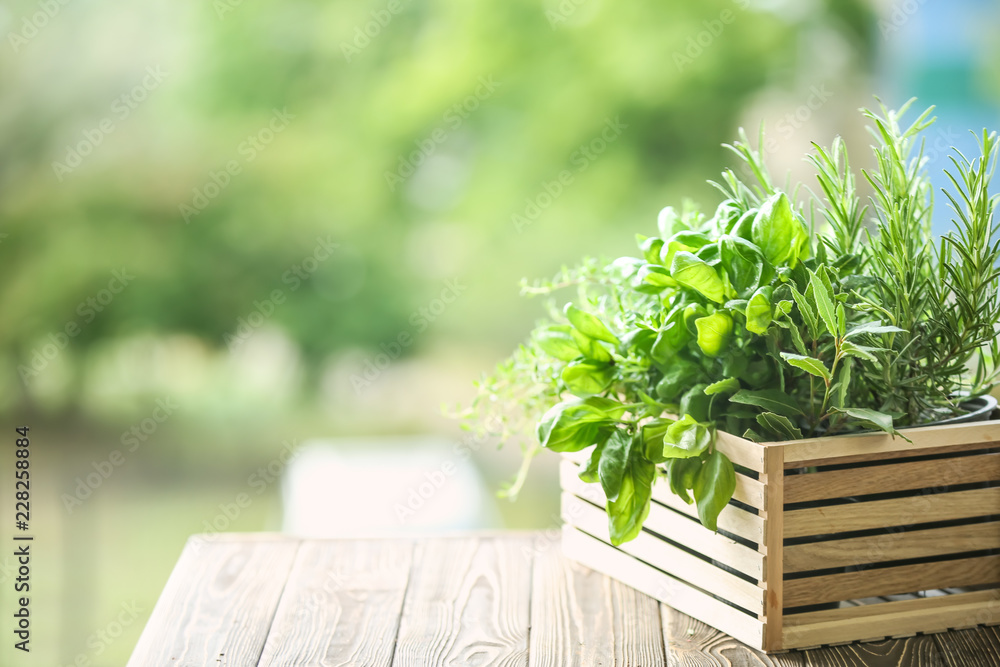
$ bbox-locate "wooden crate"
[560,420,1000,651]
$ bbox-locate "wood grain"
[762,445,785,651]
[783,452,1000,504]
[782,589,1000,649]
[529,540,665,667]
[783,556,1000,608]
[933,626,1000,667]
[784,487,1000,539]
[662,606,805,666]
[257,539,413,666]
[783,520,1000,573]
[392,537,531,667]
[126,536,301,667]
[774,420,1000,468]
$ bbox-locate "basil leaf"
[638,264,677,289]
[569,328,612,363]
[536,397,626,451]
[745,286,773,335]
[534,325,582,361]
[607,452,655,545]
[693,450,736,532]
[720,235,768,298]
[670,251,725,303]
[660,230,712,267]
[564,304,618,343]
[561,360,614,396]
[637,235,664,264]
[598,429,633,502]
[752,192,801,267]
[694,311,734,357]
[578,432,611,483]
[655,358,704,402]
[666,457,699,504]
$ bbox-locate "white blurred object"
[281,437,501,537]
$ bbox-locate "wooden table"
[127,533,1000,666]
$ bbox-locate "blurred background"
[0,0,997,663]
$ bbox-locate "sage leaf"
[780,352,832,381]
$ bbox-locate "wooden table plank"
[529,545,665,666]
[126,535,301,667]
[662,608,803,666]
[257,539,414,667]
[391,536,531,667]
[933,626,1000,667]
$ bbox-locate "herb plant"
[464,101,1000,545]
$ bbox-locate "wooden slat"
[561,492,765,613]
[717,429,767,473]
[529,540,665,667]
[782,588,1000,650]
[561,461,764,579]
[776,420,1000,468]
[784,451,1000,504]
[762,445,784,651]
[257,540,413,666]
[126,536,300,667]
[392,537,531,667]
[784,487,1000,539]
[784,555,1000,608]
[784,520,1000,573]
[561,525,766,649]
[561,458,765,545]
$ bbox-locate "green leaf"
[657,206,680,238]
[755,412,803,440]
[693,451,736,532]
[666,457,699,504]
[833,357,852,409]
[694,311,734,357]
[751,192,803,267]
[640,418,674,463]
[836,303,846,337]
[720,235,767,298]
[564,304,618,343]
[569,328,612,363]
[655,358,704,402]
[578,433,611,483]
[745,286,773,335]
[637,235,664,264]
[844,321,906,339]
[789,285,819,335]
[730,389,804,418]
[808,268,838,337]
[536,397,626,452]
[833,407,901,437]
[670,251,725,303]
[780,352,831,381]
[704,377,740,395]
[840,340,880,362]
[598,429,633,502]
[637,264,677,289]
[679,384,712,422]
[534,325,581,361]
[657,414,711,459]
[650,318,689,363]
[607,453,655,545]
[561,360,614,396]
[660,231,712,267]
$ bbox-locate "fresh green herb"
[461,100,1000,545]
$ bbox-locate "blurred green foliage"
[0,0,873,413]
